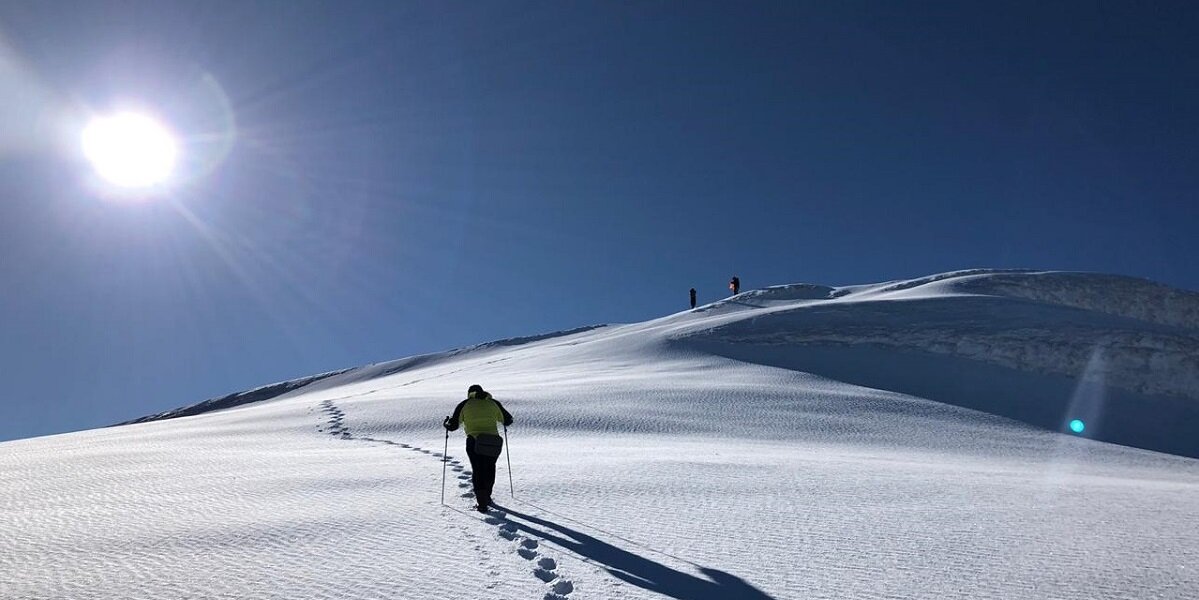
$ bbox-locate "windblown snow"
[3,270,1198,600]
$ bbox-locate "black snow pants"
[465,435,499,507]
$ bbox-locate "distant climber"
[690,288,697,309]
[443,384,513,512]
[729,276,740,295]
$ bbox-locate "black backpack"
[473,433,504,457]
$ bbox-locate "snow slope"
[3,270,1198,600]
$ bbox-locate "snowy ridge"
[4,270,1198,600]
[121,326,608,426]
[690,280,1199,399]
[678,270,1199,458]
[117,368,351,425]
[955,270,1199,330]
[122,270,1199,455]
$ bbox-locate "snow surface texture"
[3,270,1198,600]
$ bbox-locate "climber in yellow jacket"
[444,384,514,512]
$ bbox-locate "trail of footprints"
[317,400,350,438]
[316,399,574,600]
[485,513,575,600]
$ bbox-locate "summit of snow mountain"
[125,269,1199,457]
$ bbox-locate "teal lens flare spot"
[1069,419,1086,434]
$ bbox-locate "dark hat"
[467,384,484,395]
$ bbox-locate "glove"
[442,416,453,430]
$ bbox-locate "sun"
[81,112,179,189]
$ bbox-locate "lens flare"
[1069,419,1086,434]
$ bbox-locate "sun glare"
[81,112,178,189]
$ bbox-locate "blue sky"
[1,1,1196,441]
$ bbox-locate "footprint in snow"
[497,522,518,541]
[545,579,574,599]
[534,556,560,582]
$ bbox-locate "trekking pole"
[503,423,514,497]
[441,418,450,505]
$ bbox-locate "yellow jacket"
[447,391,514,437]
